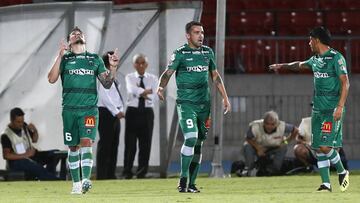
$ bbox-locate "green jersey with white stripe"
[304,48,348,111]
[60,51,107,110]
[167,44,216,104]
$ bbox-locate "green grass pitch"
[1,174,359,202]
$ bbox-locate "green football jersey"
[60,51,107,110]
[304,48,348,111]
[167,44,216,104]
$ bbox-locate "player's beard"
[191,39,202,48]
[74,39,86,45]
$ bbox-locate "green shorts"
[62,108,98,146]
[311,109,344,149]
[176,102,211,141]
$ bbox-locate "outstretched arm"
[210,70,231,114]
[156,69,175,101]
[269,61,309,72]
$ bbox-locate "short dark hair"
[102,51,114,69]
[185,21,203,33]
[10,107,24,121]
[309,26,331,46]
[67,26,83,42]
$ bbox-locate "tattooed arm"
[98,70,115,89]
[156,68,175,101]
[98,49,119,89]
[210,70,231,114]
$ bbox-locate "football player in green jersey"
[48,27,119,194]
[157,21,231,193]
[269,26,350,192]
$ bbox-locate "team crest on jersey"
[203,56,209,64]
[321,122,332,133]
[84,116,96,128]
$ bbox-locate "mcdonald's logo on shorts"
[84,116,96,128]
[321,121,332,133]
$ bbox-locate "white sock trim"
[80,147,92,154]
[81,159,93,167]
[325,149,335,158]
[181,145,194,156]
[68,149,80,156]
[184,132,198,139]
[68,161,80,169]
[317,160,330,168]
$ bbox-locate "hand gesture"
[109,48,120,68]
[223,98,231,115]
[157,87,165,101]
[27,123,37,133]
[268,64,282,72]
[256,147,266,157]
[333,106,343,121]
[25,148,36,158]
[59,39,68,57]
[141,89,153,100]
[116,112,125,119]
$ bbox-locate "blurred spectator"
[122,54,158,179]
[243,110,298,176]
[96,51,125,180]
[1,107,59,180]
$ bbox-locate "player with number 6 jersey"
[48,26,119,195]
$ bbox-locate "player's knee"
[194,141,203,154]
[80,138,92,147]
[294,144,305,156]
[319,146,331,154]
[69,146,79,151]
[192,154,202,163]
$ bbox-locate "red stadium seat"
[201,13,216,36]
[241,0,270,10]
[344,0,360,9]
[0,0,32,6]
[350,40,360,73]
[291,0,319,9]
[227,12,274,36]
[319,0,347,10]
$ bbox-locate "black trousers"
[9,150,60,180]
[123,107,154,178]
[96,107,120,179]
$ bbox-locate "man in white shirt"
[123,53,158,179]
[96,51,125,180]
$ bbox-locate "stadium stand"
[2,0,359,73]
